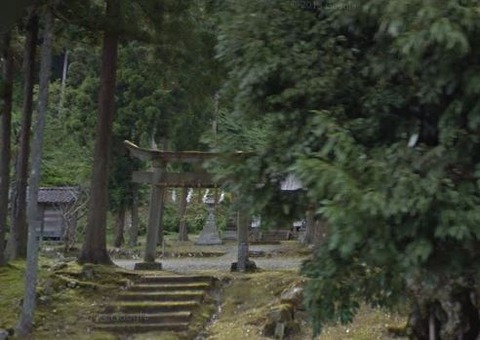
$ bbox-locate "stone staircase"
[95,274,215,335]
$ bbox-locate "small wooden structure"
[36,187,78,240]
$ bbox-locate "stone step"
[95,311,192,324]
[95,275,216,335]
[95,322,189,333]
[117,291,205,302]
[136,275,213,285]
[128,282,212,292]
[104,300,199,314]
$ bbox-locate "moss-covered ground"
[0,238,407,339]
[0,259,139,340]
[202,271,407,340]
[0,261,26,330]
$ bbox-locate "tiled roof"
[38,187,78,204]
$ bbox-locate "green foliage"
[215,0,480,336]
[162,202,181,233]
[162,200,207,234]
[41,81,92,186]
[161,194,230,234]
[41,0,221,212]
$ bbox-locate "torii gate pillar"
[231,205,256,272]
[135,160,165,270]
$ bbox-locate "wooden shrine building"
[36,187,78,240]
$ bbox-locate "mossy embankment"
[0,258,138,339]
[202,270,407,340]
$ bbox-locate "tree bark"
[63,205,77,254]
[0,32,13,267]
[57,49,68,115]
[16,7,52,336]
[128,184,139,247]
[312,218,328,245]
[156,187,165,246]
[178,187,189,241]
[155,139,168,246]
[303,203,315,245]
[197,189,204,204]
[78,0,119,265]
[113,204,125,248]
[7,11,38,260]
[236,206,249,272]
[303,203,328,246]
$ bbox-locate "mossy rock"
[263,303,296,338]
[54,262,136,287]
[279,279,305,310]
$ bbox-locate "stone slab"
[134,262,163,271]
[230,260,257,272]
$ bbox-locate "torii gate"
[124,140,254,272]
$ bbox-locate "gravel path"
[114,244,307,274]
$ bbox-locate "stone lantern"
[195,193,223,245]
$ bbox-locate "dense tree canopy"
[215,0,480,337]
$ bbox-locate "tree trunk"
[113,204,125,248]
[0,32,13,267]
[58,49,68,115]
[78,0,119,265]
[406,287,480,339]
[303,203,328,246]
[16,7,52,336]
[197,189,204,204]
[7,11,38,260]
[156,139,168,246]
[178,187,189,241]
[236,206,250,272]
[157,188,167,245]
[63,206,77,254]
[303,203,315,245]
[128,184,139,247]
[312,218,328,245]
[155,183,166,246]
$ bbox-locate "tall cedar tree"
[178,187,189,241]
[0,33,13,266]
[16,6,53,336]
[7,9,38,260]
[113,203,125,247]
[78,0,119,264]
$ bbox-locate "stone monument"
[195,193,223,245]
